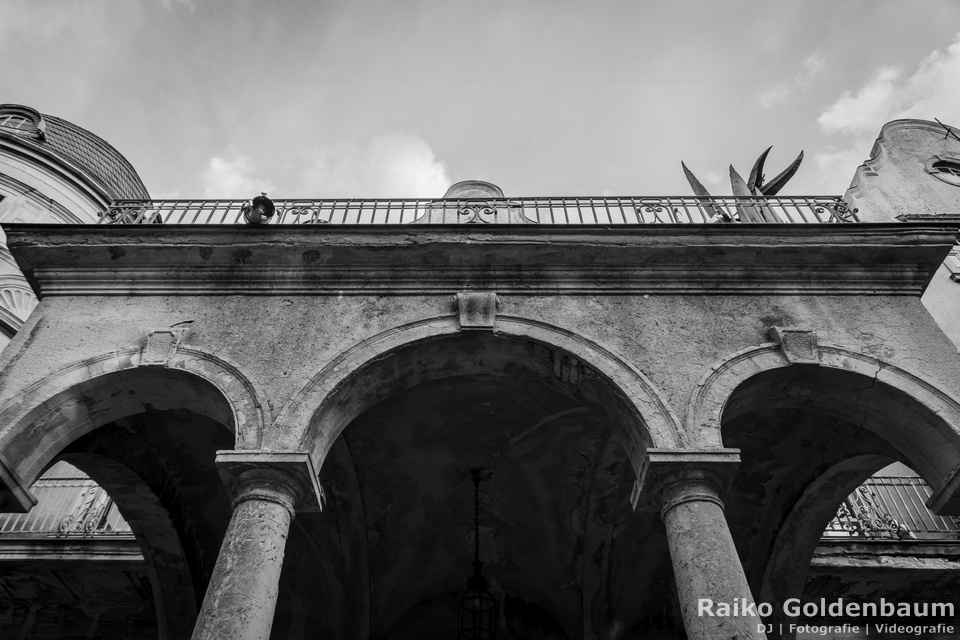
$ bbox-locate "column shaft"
[191,474,297,640]
[661,476,766,640]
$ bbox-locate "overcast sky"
[3,0,959,200]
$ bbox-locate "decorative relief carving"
[768,326,819,365]
[142,328,189,365]
[0,287,38,321]
[456,292,499,330]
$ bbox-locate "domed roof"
[0,104,149,200]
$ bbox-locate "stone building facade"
[0,107,959,640]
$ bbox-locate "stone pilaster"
[639,449,766,640]
[191,451,324,640]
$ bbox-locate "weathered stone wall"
[845,119,960,351]
[846,119,960,223]
[4,289,959,456]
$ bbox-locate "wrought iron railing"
[98,195,859,225]
[823,477,960,541]
[0,477,132,538]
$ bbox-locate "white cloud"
[813,33,960,191]
[817,66,902,134]
[757,49,825,109]
[799,50,826,87]
[297,133,450,198]
[202,154,275,199]
[813,147,869,188]
[704,170,725,188]
[758,84,793,110]
[818,33,960,135]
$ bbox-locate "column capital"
[631,448,741,511]
[215,450,325,513]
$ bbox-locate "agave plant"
[682,146,803,223]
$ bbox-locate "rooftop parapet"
[99,194,859,225]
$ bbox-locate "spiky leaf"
[683,162,731,222]
[730,165,764,223]
[748,146,772,192]
[681,161,713,198]
[759,151,803,196]
[751,185,782,223]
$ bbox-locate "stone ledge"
[631,448,741,511]
[215,450,325,513]
[4,223,955,297]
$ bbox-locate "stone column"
[640,449,766,640]
[192,451,324,640]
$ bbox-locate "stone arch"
[687,342,960,503]
[0,344,267,492]
[758,453,893,625]
[57,452,199,640]
[0,346,261,640]
[273,313,684,469]
[272,313,683,637]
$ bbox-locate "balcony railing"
[0,477,132,538]
[98,195,859,226]
[823,477,960,541]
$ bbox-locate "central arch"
[275,316,685,639]
[274,314,683,466]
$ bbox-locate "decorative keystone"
[456,292,499,330]
[768,327,819,365]
[215,450,325,513]
[142,328,189,365]
[631,448,741,512]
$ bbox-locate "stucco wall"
[4,290,959,453]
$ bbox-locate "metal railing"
[98,195,859,225]
[823,477,960,541]
[0,477,132,538]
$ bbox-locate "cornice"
[2,223,955,297]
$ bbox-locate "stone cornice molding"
[215,450,325,513]
[895,214,960,226]
[3,223,955,297]
[880,118,960,139]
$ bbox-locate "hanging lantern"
[242,192,276,225]
[458,469,497,639]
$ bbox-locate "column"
[641,450,766,640]
[192,451,324,640]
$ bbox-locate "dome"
[0,104,149,200]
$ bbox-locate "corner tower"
[0,104,149,348]
[845,119,960,348]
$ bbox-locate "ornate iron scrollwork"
[59,485,112,536]
[458,202,498,224]
[845,486,905,539]
[286,201,329,224]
